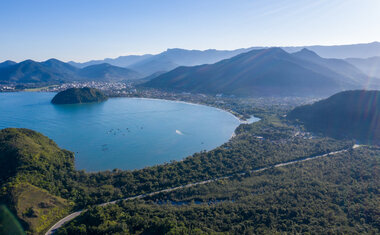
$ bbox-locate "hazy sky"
[1,0,379,62]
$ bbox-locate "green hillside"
[142,48,368,97]
[0,59,141,84]
[58,147,380,234]
[51,87,108,104]
[288,90,380,145]
[0,128,74,234]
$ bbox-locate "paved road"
[45,145,360,234]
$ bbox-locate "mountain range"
[282,41,380,59]
[69,48,258,76]
[0,59,141,84]
[68,54,153,69]
[67,42,380,76]
[1,43,380,97]
[127,48,255,76]
[142,48,378,97]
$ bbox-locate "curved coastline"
[111,97,260,140]
[120,96,248,124]
[1,92,257,171]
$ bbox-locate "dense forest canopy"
[51,87,108,104]
[288,90,380,144]
[58,147,380,234]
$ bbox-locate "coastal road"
[45,145,360,234]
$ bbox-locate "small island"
[51,87,108,104]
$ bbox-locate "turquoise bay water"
[0,92,246,171]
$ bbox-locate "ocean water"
[0,92,244,171]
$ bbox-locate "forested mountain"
[0,128,74,233]
[346,56,380,79]
[3,43,380,84]
[69,48,255,76]
[67,42,380,77]
[77,63,140,81]
[288,90,380,144]
[0,60,70,84]
[0,59,142,84]
[292,48,370,84]
[143,48,371,97]
[128,48,255,76]
[0,60,17,68]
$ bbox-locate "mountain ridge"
[0,59,142,84]
[66,42,380,76]
[142,47,373,97]
[287,90,380,144]
[346,56,380,79]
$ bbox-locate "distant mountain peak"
[1,60,16,64]
[165,48,185,52]
[0,59,142,84]
[300,48,317,54]
[42,58,75,67]
[20,59,37,64]
[0,60,17,68]
[143,47,364,97]
[292,48,320,58]
[267,47,285,52]
[44,58,62,63]
[88,63,113,68]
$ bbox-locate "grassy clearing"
[11,183,72,234]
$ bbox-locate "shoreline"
[2,90,249,123]
[1,91,258,164]
[114,96,247,124]
[111,97,260,141]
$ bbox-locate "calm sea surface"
[0,92,256,171]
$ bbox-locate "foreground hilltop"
[0,128,74,233]
[51,87,108,104]
[288,90,380,144]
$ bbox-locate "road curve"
[45,145,360,234]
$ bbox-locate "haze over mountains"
[68,54,153,69]
[143,48,378,97]
[1,42,380,97]
[68,42,380,76]
[346,57,380,79]
[282,41,380,59]
[0,59,141,84]
[69,48,255,76]
[288,90,380,144]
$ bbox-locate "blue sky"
[1,0,379,62]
